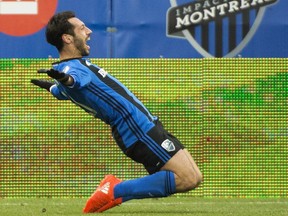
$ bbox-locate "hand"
[37,68,69,81]
[31,79,54,92]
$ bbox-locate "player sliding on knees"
[31,11,202,213]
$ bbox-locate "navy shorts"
[124,120,184,174]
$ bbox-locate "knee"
[185,171,202,190]
[177,171,203,192]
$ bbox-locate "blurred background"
[0,0,286,58]
[0,0,287,198]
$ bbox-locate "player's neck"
[59,47,82,61]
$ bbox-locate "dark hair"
[45,11,76,51]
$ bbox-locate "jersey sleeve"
[50,84,69,100]
[66,67,92,89]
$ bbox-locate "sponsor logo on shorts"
[161,139,176,152]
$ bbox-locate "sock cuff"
[165,171,176,195]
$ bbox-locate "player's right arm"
[30,79,68,100]
[31,68,73,100]
[32,68,75,100]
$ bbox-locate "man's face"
[68,17,92,56]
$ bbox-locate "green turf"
[0,197,287,216]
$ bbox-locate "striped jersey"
[50,58,158,150]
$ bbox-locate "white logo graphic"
[100,182,110,194]
[168,0,277,57]
[98,68,108,78]
[63,66,70,74]
[85,60,92,66]
[0,0,38,15]
[161,139,175,152]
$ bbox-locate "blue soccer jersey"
[50,58,158,150]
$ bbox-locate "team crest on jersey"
[167,0,278,57]
[161,139,176,152]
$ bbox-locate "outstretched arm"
[31,79,54,92]
[31,69,71,100]
[37,69,74,86]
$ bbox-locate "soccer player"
[31,11,202,213]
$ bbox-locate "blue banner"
[0,0,285,58]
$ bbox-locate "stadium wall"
[0,0,286,58]
[0,58,287,198]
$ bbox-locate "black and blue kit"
[50,58,184,174]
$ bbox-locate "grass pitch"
[0,197,287,216]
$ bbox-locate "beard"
[73,36,89,56]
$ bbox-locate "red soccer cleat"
[95,197,122,213]
[83,175,122,213]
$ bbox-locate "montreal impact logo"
[167,0,278,57]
